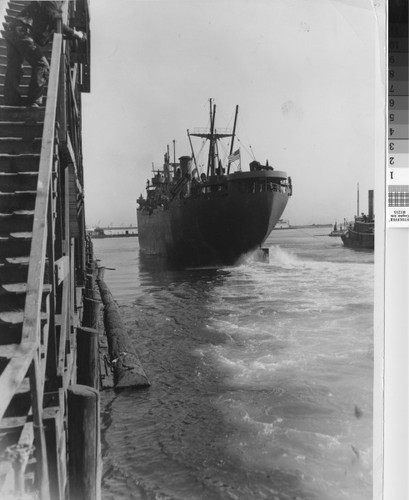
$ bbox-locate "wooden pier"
[0,1,96,498]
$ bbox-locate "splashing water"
[95,227,373,500]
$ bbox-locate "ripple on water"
[94,230,373,500]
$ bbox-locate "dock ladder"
[0,1,95,499]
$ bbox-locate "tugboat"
[328,221,346,237]
[341,190,374,250]
[136,100,293,268]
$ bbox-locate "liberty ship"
[137,101,292,268]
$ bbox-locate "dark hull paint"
[137,189,289,267]
[341,229,374,250]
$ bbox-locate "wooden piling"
[67,385,101,500]
[96,268,150,389]
[76,327,99,389]
[82,296,101,330]
[86,272,96,294]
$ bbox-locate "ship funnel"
[179,156,193,176]
[368,190,374,220]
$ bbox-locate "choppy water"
[93,227,373,500]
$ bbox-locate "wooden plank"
[68,167,80,237]
[43,407,63,500]
[68,81,80,138]
[64,168,70,244]
[18,418,34,447]
[76,285,83,314]
[57,252,70,377]
[16,378,30,394]
[58,427,67,499]
[69,239,76,349]
[0,342,37,421]
[55,256,69,286]
[45,199,58,384]
[40,323,50,382]
[64,350,76,389]
[0,415,33,430]
[44,388,67,500]
[53,390,68,500]
[0,344,20,359]
[65,135,82,190]
[28,353,50,500]
[21,34,62,344]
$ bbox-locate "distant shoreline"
[278,224,332,229]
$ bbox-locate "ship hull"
[138,188,289,267]
[341,229,374,250]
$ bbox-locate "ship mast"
[227,105,239,174]
[187,129,198,171]
[189,98,235,178]
[208,100,216,176]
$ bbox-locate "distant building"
[274,219,290,229]
[88,226,138,238]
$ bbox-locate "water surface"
[94,228,373,500]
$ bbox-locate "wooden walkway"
[0,1,95,498]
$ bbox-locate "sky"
[82,0,385,228]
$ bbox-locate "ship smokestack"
[179,156,193,176]
[179,156,193,197]
[368,190,374,220]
